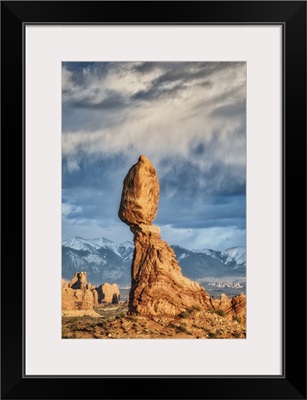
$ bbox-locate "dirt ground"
[62,302,246,339]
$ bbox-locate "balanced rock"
[119,155,160,225]
[119,155,212,316]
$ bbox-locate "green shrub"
[210,308,226,317]
[176,324,188,333]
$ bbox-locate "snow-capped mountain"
[62,236,246,287]
[62,236,133,257]
[224,246,246,266]
[62,237,134,286]
[171,245,245,281]
[192,247,232,263]
[192,246,246,268]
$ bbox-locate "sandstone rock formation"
[62,277,100,317]
[69,272,88,289]
[62,272,121,317]
[95,283,120,304]
[119,155,212,316]
[119,155,160,225]
[212,293,246,318]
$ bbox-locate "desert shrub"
[176,324,188,333]
[181,306,201,316]
[95,322,106,328]
[78,326,93,333]
[233,315,242,323]
[210,308,226,317]
[69,323,81,332]
[192,324,203,329]
[178,312,188,319]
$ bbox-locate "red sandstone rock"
[211,293,246,317]
[119,155,212,316]
[69,272,87,289]
[96,283,120,304]
[62,272,100,317]
[119,155,160,226]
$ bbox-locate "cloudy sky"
[62,62,246,251]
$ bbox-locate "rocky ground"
[62,301,246,339]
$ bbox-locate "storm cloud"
[62,62,246,250]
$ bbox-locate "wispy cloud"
[62,203,81,217]
[62,62,246,250]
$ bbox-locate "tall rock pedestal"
[119,155,212,316]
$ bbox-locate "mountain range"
[62,236,246,287]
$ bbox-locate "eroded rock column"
[119,155,212,316]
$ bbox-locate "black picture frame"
[1,1,306,399]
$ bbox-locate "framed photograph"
[1,1,306,399]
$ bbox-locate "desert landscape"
[62,155,246,339]
[62,295,246,339]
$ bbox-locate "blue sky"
[62,62,246,251]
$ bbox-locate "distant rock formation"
[62,272,121,317]
[119,155,212,316]
[212,293,246,317]
[69,271,88,289]
[62,276,100,317]
[95,283,120,304]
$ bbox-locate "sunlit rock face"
[119,155,160,226]
[62,272,120,317]
[119,155,212,316]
